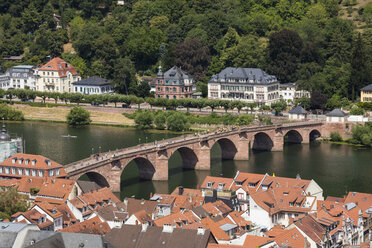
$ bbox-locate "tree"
[154,111,166,130]
[310,91,327,110]
[0,187,29,220]
[0,103,24,121]
[330,131,343,142]
[350,106,364,115]
[236,114,253,126]
[271,100,287,115]
[294,97,311,110]
[174,38,211,81]
[66,106,91,127]
[113,57,136,95]
[325,95,342,110]
[267,29,303,84]
[136,82,151,98]
[134,111,153,129]
[166,112,190,131]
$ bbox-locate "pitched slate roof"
[72,77,111,86]
[210,67,277,85]
[104,224,211,248]
[289,106,307,115]
[326,109,347,117]
[163,66,193,81]
[361,84,372,91]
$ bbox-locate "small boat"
[61,134,77,138]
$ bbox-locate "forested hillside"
[0,0,371,101]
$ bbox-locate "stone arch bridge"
[65,121,324,192]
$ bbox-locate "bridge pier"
[109,170,121,192]
[195,147,210,170]
[234,139,250,160]
[272,132,284,151]
[152,156,168,181]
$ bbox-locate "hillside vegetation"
[0,0,371,102]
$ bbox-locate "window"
[39,170,44,177]
[25,169,30,176]
[12,168,16,174]
[32,169,36,177]
[173,95,176,99]
[207,182,212,188]
[49,170,54,176]
[18,168,23,175]
[55,169,60,176]
[173,87,176,92]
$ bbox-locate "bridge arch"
[284,130,303,144]
[78,171,110,188]
[252,132,274,151]
[309,129,321,142]
[124,157,156,180]
[170,147,199,169]
[211,138,238,160]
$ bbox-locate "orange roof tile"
[202,201,232,217]
[201,218,230,241]
[37,178,75,200]
[243,235,273,248]
[344,192,372,213]
[0,153,66,177]
[154,211,200,228]
[274,228,309,248]
[39,57,78,77]
[201,176,234,191]
[171,187,203,197]
[59,216,110,235]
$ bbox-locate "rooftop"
[288,106,307,115]
[326,109,347,117]
[72,77,111,86]
[209,67,277,85]
[361,83,372,91]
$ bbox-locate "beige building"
[36,57,80,93]
[361,84,372,102]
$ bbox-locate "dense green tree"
[267,29,303,84]
[310,91,327,110]
[66,106,91,127]
[271,100,287,115]
[0,187,29,221]
[134,110,153,129]
[166,112,190,131]
[112,57,136,95]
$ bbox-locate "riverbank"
[11,104,135,126]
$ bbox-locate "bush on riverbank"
[134,111,154,129]
[124,110,255,129]
[66,106,91,127]
[330,132,343,142]
[350,122,372,147]
[0,103,24,121]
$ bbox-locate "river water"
[6,122,372,200]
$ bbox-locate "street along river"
[6,121,372,200]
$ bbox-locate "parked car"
[166,107,176,110]
[91,102,99,106]
[122,104,131,108]
[177,105,184,109]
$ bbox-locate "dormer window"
[55,169,60,176]
[207,182,212,188]
[32,159,37,166]
[12,158,17,164]
[218,183,224,190]
[25,159,30,165]
[18,158,24,164]
[45,160,51,166]
[235,181,242,186]
[289,202,294,207]
[296,203,301,207]
[262,185,268,191]
[49,170,54,176]
[52,207,57,214]
[248,183,256,188]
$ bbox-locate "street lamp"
[146,137,148,143]
[99,146,101,153]
[91,148,94,155]
[138,138,141,144]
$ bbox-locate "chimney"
[162,224,173,233]
[179,186,184,195]
[197,227,205,235]
[141,223,148,232]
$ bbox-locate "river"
[6,122,372,200]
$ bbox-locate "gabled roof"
[104,224,211,248]
[123,198,157,216]
[59,216,110,235]
[153,211,200,228]
[242,234,273,248]
[361,84,372,91]
[326,109,347,117]
[274,228,309,248]
[72,77,111,86]
[288,106,307,115]
[163,66,193,81]
[36,178,75,200]
[76,180,102,194]
[293,215,326,246]
[39,57,78,77]
[210,67,277,85]
[201,218,230,241]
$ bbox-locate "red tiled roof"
[293,215,326,246]
[59,216,110,235]
[274,228,309,248]
[344,192,372,213]
[39,57,78,77]
[154,211,200,228]
[202,201,232,217]
[0,153,66,177]
[201,176,234,191]
[242,235,273,248]
[37,178,75,200]
[171,187,203,197]
[201,217,230,241]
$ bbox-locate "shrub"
[134,110,153,129]
[236,114,254,126]
[166,112,190,131]
[0,103,24,121]
[154,112,166,130]
[330,132,343,142]
[66,106,91,127]
[350,106,364,115]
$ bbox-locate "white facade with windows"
[72,77,113,95]
[208,67,280,106]
[280,83,310,103]
[2,65,37,90]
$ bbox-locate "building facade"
[155,66,196,99]
[0,123,23,163]
[72,77,113,95]
[0,74,10,90]
[279,83,310,103]
[361,84,372,102]
[36,57,80,93]
[208,67,280,106]
[3,65,37,90]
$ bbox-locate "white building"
[326,109,347,123]
[288,105,308,120]
[72,77,113,95]
[280,83,310,103]
[208,67,280,106]
[0,74,10,90]
[36,57,80,93]
[3,65,37,90]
